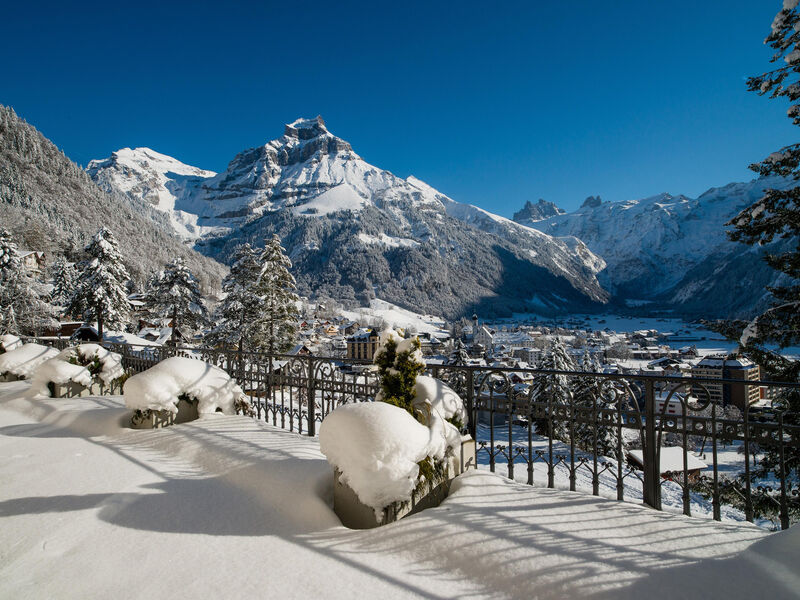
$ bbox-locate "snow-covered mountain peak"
[285,115,329,140]
[87,147,216,179]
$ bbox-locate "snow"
[414,375,468,426]
[319,402,434,514]
[0,381,797,600]
[293,183,367,216]
[123,356,245,415]
[0,343,59,378]
[1,334,22,352]
[357,233,420,249]
[27,358,92,397]
[27,344,124,398]
[629,447,708,474]
[340,299,446,335]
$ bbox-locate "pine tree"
[251,235,300,355]
[145,258,208,345]
[729,2,800,349]
[68,228,130,340]
[205,243,263,352]
[530,338,575,440]
[447,339,470,366]
[374,332,426,418]
[572,351,624,459]
[0,229,57,335]
[717,3,800,522]
[49,256,77,308]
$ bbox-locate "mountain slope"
[523,177,792,318]
[88,116,609,318]
[86,147,216,240]
[0,105,227,293]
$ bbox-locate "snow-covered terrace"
[0,382,797,599]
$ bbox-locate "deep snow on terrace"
[0,382,797,600]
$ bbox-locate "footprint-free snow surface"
[0,382,797,599]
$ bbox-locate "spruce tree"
[572,352,623,459]
[145,258,208,345]
[68,228,130,340]
[729,2,800,349]
[0,229,57,335]
[49,256,77,308]
[530,338,575,440]
[447,339,470,366]
[205,243,262,352]
[717,3,800,522]
[251,235,300,355]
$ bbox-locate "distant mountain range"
[86,116,609,318]
[519,178,792,318]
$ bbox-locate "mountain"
[512,199,565,223]
[0,105,227,293]
[523,177,792,318]
[88,116,609,319]
[87,147,216,240]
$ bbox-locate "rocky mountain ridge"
[88,116,609,318]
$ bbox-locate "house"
[287,343,313,356]
[18,250,45,274]
[346,329,379,360]
[691,354,761,410]
[626,447,707,482]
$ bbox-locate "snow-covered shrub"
[27,344,126,398]
[0,334,22,353]
[373,329,426,415]
[0,343,59,379]
[320,402,445,514]
[123,356,248,417]
[321,330,467,518]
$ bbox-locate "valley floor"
[0,382,797,599]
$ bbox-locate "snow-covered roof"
[628,447,707,474]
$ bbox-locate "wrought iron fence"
[25,337,800,530]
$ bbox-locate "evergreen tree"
[572,351,624,459]
[145,258,208,345]
[49,256,77,308]
[714,3,800,522]
[68,228,130,340]
[205,243,262,352]
[251,235,300,354]
[447,338,470,366]
[0,229,57,334]
[729,2,800,349]
[530,338,575,440]
[374,331,426,418]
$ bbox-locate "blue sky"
[1,1,794,215]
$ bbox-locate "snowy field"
[1,381,798,599]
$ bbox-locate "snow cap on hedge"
[320,402,435,515]
[123,356,245,415]
[0,343,59,378]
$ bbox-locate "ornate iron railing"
[25,338,800,530]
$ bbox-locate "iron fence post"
[307,357,317,437]
[643,380,661,510]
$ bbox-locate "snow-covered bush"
[320,402,446,514]
[123,356,248,417]
[0,343,59,379]
[27,344,125,398]
[1,334,22,353]
[321,329,467,518]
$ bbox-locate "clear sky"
[1,1,795,215]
